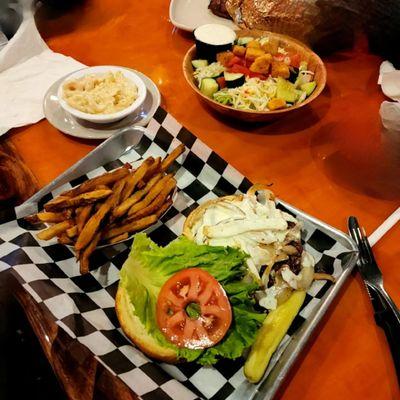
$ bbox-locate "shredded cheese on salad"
[214,77,279,111]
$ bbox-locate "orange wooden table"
[5,0,400,398]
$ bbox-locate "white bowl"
[57,66,147,124]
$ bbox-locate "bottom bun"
[115,286,178,363]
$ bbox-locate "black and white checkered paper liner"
[0,109,350,400]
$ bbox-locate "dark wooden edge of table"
[9,271,139,400]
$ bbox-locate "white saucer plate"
[43,68,161,140]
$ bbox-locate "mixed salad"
[192,36,317,111]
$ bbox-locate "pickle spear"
[244,290,306,383]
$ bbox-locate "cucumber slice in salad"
[224,72,245,88]
[237,36,254,46]
[276,77,298,103]
[200,78,219,98]
[191,59,208,69]
[301,81,316,96]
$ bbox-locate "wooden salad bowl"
[183,29,327,122]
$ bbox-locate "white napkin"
[0,15,85,135]
[378,61,400,132]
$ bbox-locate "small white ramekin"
[57,66,147,124]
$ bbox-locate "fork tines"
[348,216,374,265]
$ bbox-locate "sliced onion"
[296,266,314,290]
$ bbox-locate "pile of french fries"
[27,144,185,274]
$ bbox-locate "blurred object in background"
[312,0,359,55]
[0,142,38,208]
[209,0,400,59]
[363,0,400,68]
[35,0,86,12]
[211,0,361,53]
[0,0,23,40]
[0,32,8,52]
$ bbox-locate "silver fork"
[348,216,400,383]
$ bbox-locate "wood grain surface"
[11,273,138,400]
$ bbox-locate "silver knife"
[348,216,400,384]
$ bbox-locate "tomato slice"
[290,53,301,68]
[156,268,232,349]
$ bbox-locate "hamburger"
[115,184,333,380]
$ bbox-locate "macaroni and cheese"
[62,71,138,115]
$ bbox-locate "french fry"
[113,173,164,218]
[75,206,83,215]
[161,144,185,172]
[75,179,126,251]
[104,214,158,240]
[35,145,184,274]
[37,220,73,240]
[120,157,154,202]
[125,197,172,224]
[131,157,161,191]
[79,231,102,275]
[38,211,68,223]
[58,234,73,245]
[155,198,173,218]
[61,166,130,197]
[44,189,112,211]
[24,214,40,224]
[42,196,70,211]
[128,177,176,217]
[95,184,110,191]
[76,204,93,233]
[127,198,162,221]
[136,181,145,189]
[142,157,161,181]
[128,186,174,220]
[25,211,68,224]
[108,232,129,244]
[66,225,78,238]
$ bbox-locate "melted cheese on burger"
[189,193,315,310]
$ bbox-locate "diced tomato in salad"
[249,71,267,80]
[290,53,301,68]
[216,76,226,89]
[214,49,303,85]
[228,64,267,80]
[245,58,253,68]
[227,56,246,67]
[273,54,285,62]
[228,64,249,75]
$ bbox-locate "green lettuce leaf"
[119,233,266,365]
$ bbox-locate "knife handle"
[373,289,400,385]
